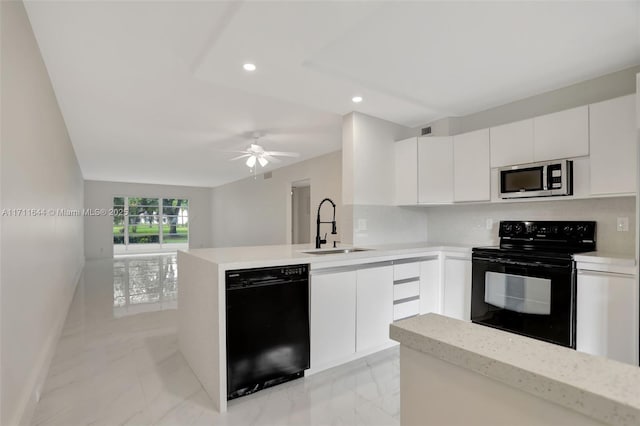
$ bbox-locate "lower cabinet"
[356,265,394,351]
[576,270,639,365]
[442,257,472,321]
[419,257,440,314]
[310,270,357,369]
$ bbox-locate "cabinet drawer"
[394,280,420,301]
[394,262,420,281]
[394,299,420,321]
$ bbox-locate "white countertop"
[180,242,475,270]
[574,251,636,267]
[390,313,640,426]
[180,243,636,271]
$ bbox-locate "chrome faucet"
[315,198,337,249]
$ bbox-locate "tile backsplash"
[425,197,636,255]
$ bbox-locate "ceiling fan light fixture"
[246,155,257,168]
[258,157,268,167]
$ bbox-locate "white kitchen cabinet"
[576,270,639,365]
[453,129,491,202]
[490,119,535,167]
[533,105,589,161]
[442,257,472,321]
[418,136,454,204]
[395,137,418,205]
[419,257,441,314]
[589,95,636,195]
[310,270,357,369]
[357,265,394,351]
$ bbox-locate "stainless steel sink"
[302,248,371,255]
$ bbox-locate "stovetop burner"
[475,220,596,257]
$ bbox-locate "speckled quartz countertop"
[180,242,476,270]
[390,313,640,426]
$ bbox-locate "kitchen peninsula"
[177,243,473,412]
[178,242,636,420]
[391,313,640,426]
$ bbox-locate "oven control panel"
[499,220,596,242]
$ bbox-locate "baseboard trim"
[12,260,84,426]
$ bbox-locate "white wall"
[341,112,428,245]
[84,180,212,259]
[416,66,640,136]
[343,112,414,206]
[425,197,636,254]
[1,2,85,424]
[211,151,342,248]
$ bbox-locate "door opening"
[291,180,311,244]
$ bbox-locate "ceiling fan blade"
[229,154,251,161]
[262,154,281,164]
[264,151,300,158]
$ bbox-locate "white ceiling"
[24,1,640,188]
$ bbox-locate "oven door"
[471,253,576,348]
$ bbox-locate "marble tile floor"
[32,254,400,426]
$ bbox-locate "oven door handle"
[473,257,572,269]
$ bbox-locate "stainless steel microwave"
[499,160,573,199]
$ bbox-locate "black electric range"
[471,220,596,348]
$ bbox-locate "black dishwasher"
[225,264,310,400]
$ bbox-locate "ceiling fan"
[228,139,300,169]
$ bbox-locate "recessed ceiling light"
[243,63,256,72]
[352,96,363,103]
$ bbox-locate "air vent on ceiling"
[421,126,432,136]
[263,171,273,180]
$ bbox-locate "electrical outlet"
[357,218,368,231]
[617,217,629,232]
[485,218,493,230]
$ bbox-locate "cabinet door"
[589,95,636,195]
[395,137,418,205]
[453,129,490,202]
[442,258,472,321]
[356,266,394,351]
[419,258,440,314]
[418,136,453,203]
[576,271,639,365]
[310,270,356,368]
[490,119,534,167]
[533,105,589,161]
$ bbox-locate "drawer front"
[394,280,420,301]
[394,262,420,281]
[394,299,420,321]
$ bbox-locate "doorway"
[291,180,311,244]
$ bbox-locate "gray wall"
[418,66,640,136]
[1,2,85,424]
[84,180,212,259]
[426,197,636,254]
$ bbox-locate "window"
[113,197,189,253]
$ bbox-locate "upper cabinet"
[533,105,589,161]
[394,137,418,205]
[453,129,490,202]
[393,95,636,206]
[589,95,636,196]
[490,119,534,167]
[418,136,453,204]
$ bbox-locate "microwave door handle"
[542,166,548,191]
